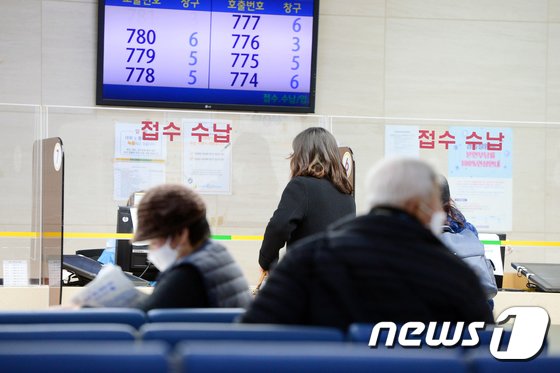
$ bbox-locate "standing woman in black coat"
[258,127,356,272]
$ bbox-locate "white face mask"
[419,202,447,236]
[147,238,178,272]
[429,211,447,236]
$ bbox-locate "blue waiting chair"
[177,341,468,373]
[0,323,137,341]
[147,308,245,323]
[0,341,169,373]
[467,350,559,372]
[347,323,378,343]
[140,322,344,347]
[0,308,147,329]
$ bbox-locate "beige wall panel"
[545,247,560,264]
[0,105,41,280]
[505,246,546,272]
[314,16,385,116]
[550,0,560,22]
[0,107,39,229]
[320,0,385,17]
[226,240,261,286]
[503,243,560,273]
[494,294,560,326]
[387,0,548,22]
[385,19,547,121]
[0,287,49,310]
[548,24,560,121]
[511,127,546,234]
[42,0,97,106]
[0,243,33,264]
[0,0,42,104]
[545,128,560,234]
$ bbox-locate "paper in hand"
[70,264,148,307]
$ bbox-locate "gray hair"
[366,157,437,209]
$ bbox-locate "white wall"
[1,0,557,120]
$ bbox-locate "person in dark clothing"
[242,157,494,330]
[258,127,356,272]
[438,175,498,301]
[133,184,252,311]
[438,175,479,236]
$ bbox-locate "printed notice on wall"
[113,121,168,201]
[2,260,29,286]
[114,161,165,201]
[384,125,420,158]
[48,259,62,286]
[183,119,233,195]
[114,122,166,161]
[448,127,513,232]
[448,178,512,232]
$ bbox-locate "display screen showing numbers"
[96,0,319,113]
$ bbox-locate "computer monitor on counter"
[115,205,158,281]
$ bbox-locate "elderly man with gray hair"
[241,157,493,330]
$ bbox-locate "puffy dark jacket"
[139,240,251,311]
[182,240,252,307]
[243,207,494,330]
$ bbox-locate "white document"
[384,125,420,158]
[48,259,61,286]
[114,122,166,161]
[113,161,165,201]
[183,119,233,195]
[2,260,29,286]
[70,264,148,308]
[448,177,512,232]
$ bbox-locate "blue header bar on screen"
[104,0,315,16]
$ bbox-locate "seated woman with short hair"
[133,184,252,311]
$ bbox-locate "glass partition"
[331,116,560,274]
[2,103,560,287]
[45,106,326,282]
[0,103,42,286]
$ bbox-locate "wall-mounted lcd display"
[97,0,319,113]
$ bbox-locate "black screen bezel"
[96,0,320,113]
